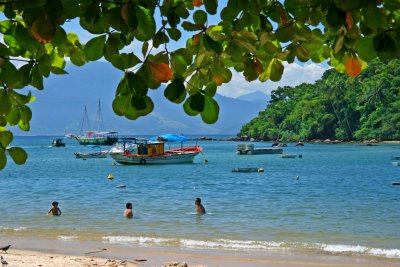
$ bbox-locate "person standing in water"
[124,202,133,218]
[47,201,61,216]
[195,198,206,214]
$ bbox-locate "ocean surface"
[1,136,400,259]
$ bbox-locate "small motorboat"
[51,138,66,147]
[75,145,108,159]
[279,154,302,158]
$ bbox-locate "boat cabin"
[136,142,164,156]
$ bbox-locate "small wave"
[101,235,400,259]
[103,236,176,246]
[321,244,400,258]
[58,235,78,241]
[180,238,284,250]
[0,226,27,232]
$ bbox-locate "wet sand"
[1,236,400,267]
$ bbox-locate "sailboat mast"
[95,99,105,132]
[79,105,91,134]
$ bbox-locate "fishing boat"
[109,135,203,165]
[51,138,65,147]
[74,101,118,146]
[74,145,108,159]
[279,154,302,158]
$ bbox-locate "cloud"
[218,62,328,98]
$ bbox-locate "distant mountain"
[237,91,271,103]
[12,62,267,136]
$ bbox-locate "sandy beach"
[1,236,400,267]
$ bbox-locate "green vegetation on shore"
[239,60,400,142]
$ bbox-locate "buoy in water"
[107,173,114,179]
[204,159,208,163]
[258,168,264,172]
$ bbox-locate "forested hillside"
[239,60,400,141]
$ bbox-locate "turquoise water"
[1,136,400,258]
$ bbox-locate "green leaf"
[30,64,44,89]
[204,81,217,97]
[164,77,186,104]
[361,6,386,30]
[135,5,156,41]
[170,53,188,74]
[243,58,259,82]
[182,21,202,31]
[0,60,18,86]
[6,107,21,125]
[125,105,140,120]
[0,150,6,170]
[0,90,12,116]
[189,93,205,112]
[84,35,106,61]
[0,130,13,148]
[166,28,181,41]
[373,32,397,60]
[19,106,32,123]
[142,41,149,57]
[80,14,109,34]
[131,95,147,110]
[295,44,309,62]
[111,53,141,70]
[18,120,30,131]
[274,24,294,43]
[51,67,68,75]
[38,54,51,77]
[183,96,200,116]
[69,46,86,66]
[112,95,130,116]
[200,95,219,124]
[204,0,218,15]
[334,0,375,11]
[326,5,346,28]
[15,24,38,52]
[204,35,223,53]
[193,10,207,25]
[0,43,10,57]
[358,35,377,61]
[136,96,154,116]
[0,116,6,127]
[269,58,284,81]
[7,146,27,165]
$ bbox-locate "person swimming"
[195,198,206,214]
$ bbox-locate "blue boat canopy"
[150,134,188,142]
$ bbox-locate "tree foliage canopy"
[1,0,400,169]
[239,59,400,141]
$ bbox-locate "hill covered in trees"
[239,60,400,142]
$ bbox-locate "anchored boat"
[51,138,66,147]
[75,145,108,159]
[109,135,203,165]
[74,101,118,146]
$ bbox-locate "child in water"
[124,202,133,218]
[48,201,61,216]
[195,198,206,214]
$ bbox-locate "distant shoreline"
[190,136,400,145]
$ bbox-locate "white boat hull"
[110,151,201,164]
